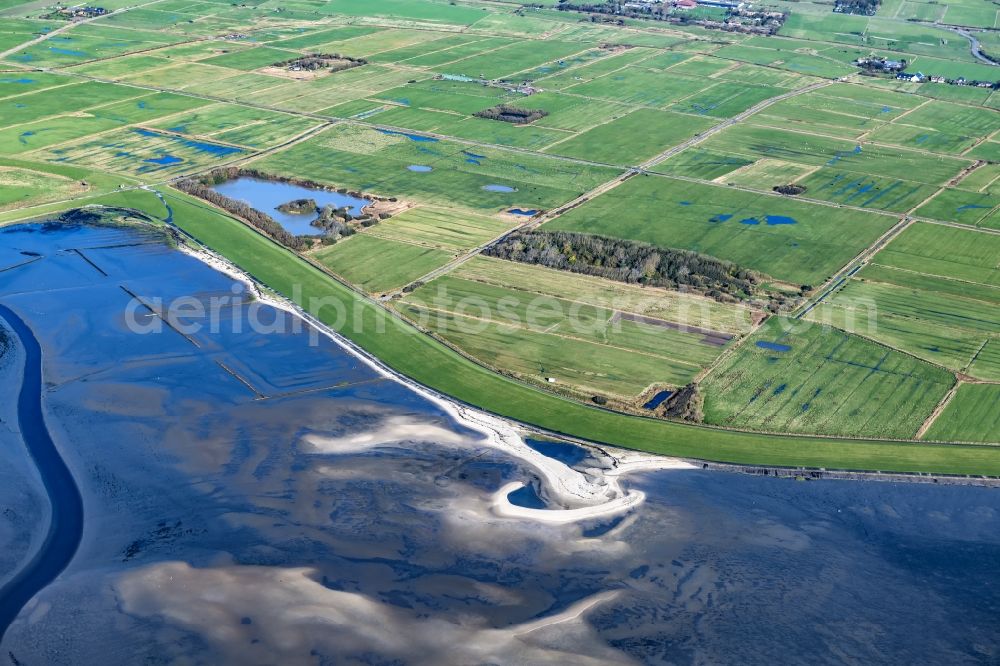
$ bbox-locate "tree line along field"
[0,0,997,455]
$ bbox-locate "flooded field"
[0,220,998,664]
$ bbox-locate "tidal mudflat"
[0,220,998,664]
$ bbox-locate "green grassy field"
[545,175,897,286]
[128,189,1000,470]
[397,270,732,397]
[0,158,127,212]
[805,222,1000,377]
[544,109,715,165]
[253,124,620,213]
[924,384,1000,443]
[452,256,758,334]
[312,234,454,294]
[0,0,997,467]
[701,318,956,438]
[365,206,513,250]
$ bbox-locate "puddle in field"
[690,102,719,115]
[508,208,538,216]
[483,184,516,193]
[376,128,439,143]
[463,150,486,166]
[407,165,432,172]
[133,128,244,158]
[144,155,182,166]
[708,213,798,226]
[756,341,791,352]
[765,215,797,225]
[48,47,87,57]
[826,145,862,166]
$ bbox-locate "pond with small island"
[210,177,369,236]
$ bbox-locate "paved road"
[933,24,999,67]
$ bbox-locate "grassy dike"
[10,186,1000,476]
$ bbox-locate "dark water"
[210,177,368,235]
[524,437,592,468]
[0,305,83,639]
[642,390,674,410]
[0,222,998,664]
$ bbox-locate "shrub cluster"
[273,53,367,72]
[474,105,549,125]
[773,184,806,195]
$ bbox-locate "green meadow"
[546,175,896,286]
[0,0,996,467]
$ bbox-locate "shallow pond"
[642,389,674,410]
[211,177,369,236]
[482,184,516,193]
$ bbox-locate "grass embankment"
[150,187,1000,476]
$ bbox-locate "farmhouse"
[855,56,906,72]
[45,4,107,19]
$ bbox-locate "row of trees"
[834,0,879,15]
[540,0,786,34]
[484,230,763,303]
